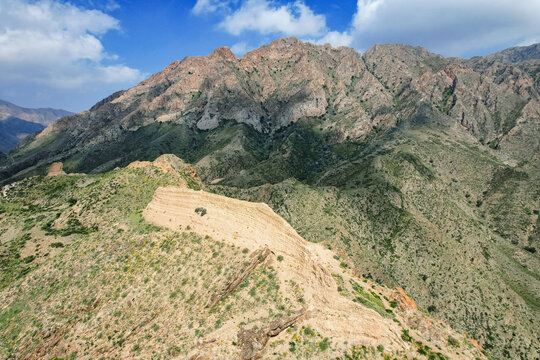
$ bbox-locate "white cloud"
[348,0,540,56]
[218,0,326,37]
[352,0,384,31]
[518,38,540,47]
[47,64,143,89]
[311,31,353,48]
[104,0,120,12]
[230,41,250,56]
[193,0,352,49]
[192,0,235,15]
[194,0,540,57]
[0,0,143,90]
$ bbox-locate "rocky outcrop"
[238,310,306,360]
[127,154,203,188]
[207,246,271,308]
[47,162,65,177]
[391,287,418,312]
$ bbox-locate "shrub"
[318,337,330,351]
[401,329,412,342]
[524,246,536,254]
[168,345,181,356]
[194,207,207,216]
[447,336,459,347]
[22,256,35,264]
[42,216,96,236]
[289,341,296,352]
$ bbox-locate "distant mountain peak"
[479,43,540,63]
[0,99,72,152]
[0,99,73,126]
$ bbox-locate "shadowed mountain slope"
[0,117,45,153]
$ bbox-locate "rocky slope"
[0,157,486,359]
[1,38,538,184]
[1,38,539,359]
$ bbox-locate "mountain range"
[0,99,72,153]
[0,39,539,359]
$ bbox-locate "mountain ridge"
[2,38,537,186]
[0,38,539,359]
[476,43,540,64]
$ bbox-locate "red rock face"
[468,338,485,351]
[391,287,418,311]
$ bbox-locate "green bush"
[318,337,330,351]
[401,329,412,342]
[22,256,35,264]
[194,207,207,216]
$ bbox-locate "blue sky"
[0,0,539,112]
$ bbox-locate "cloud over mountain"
[0,0,144,110]
[0,0,142,88]
[193,0,540,56]
[349,0,540,55]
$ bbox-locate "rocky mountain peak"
[268,36,301,48]
[364,43,440,64]
[209,46,237,62]
[243,36,306,60]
